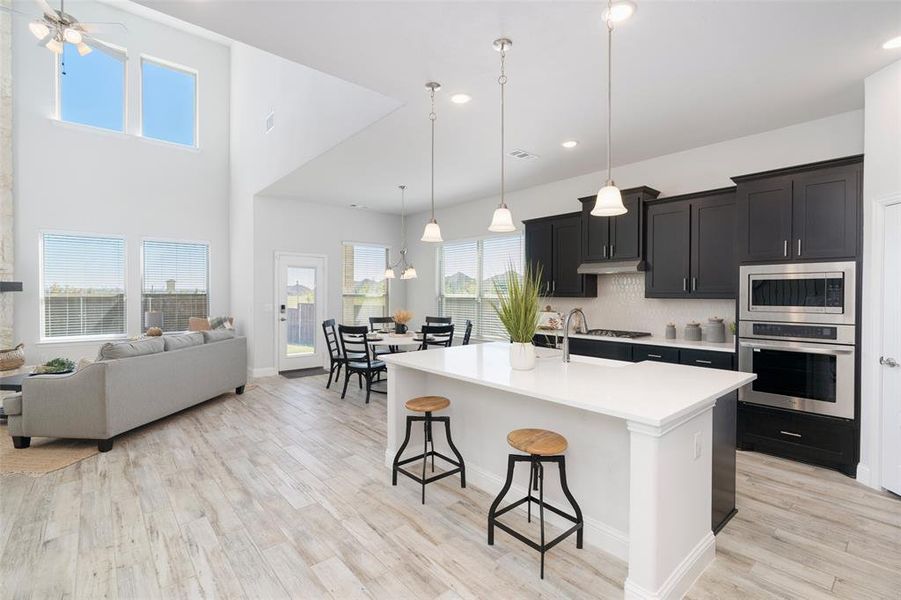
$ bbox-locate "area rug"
[0,425,98,476]
[279,368,329,379]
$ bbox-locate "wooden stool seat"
[507,428,567,456]
[405,396,450,413]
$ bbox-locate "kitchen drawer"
[568,338,633,362]
[738,403,857,476]
[632,345,679,364]
[679,349,733,370]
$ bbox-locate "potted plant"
[393,309,413,334]
[493,263,542,370]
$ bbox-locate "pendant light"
[421,82,444,242]
[591,0,635,217]
[386,185,417,280]
[488,38,516,233]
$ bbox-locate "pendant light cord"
[429,88,437,221]
[499,45,507,208]
[606,4,614,186]
[400,185,407,251]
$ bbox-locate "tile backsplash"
[541,273,735,337]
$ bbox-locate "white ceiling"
[132,1,901,213]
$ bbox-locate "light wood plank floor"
[1,374,899,599]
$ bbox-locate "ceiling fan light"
[45,37,64,54]
[76,42,92,56]
[603,0,637,24]
[421,220,443,243]
[592,184,627,216]
[384,267,396,279]
[29,20,50,40]
[64,28,83,44]
[488,206,516,232]
[401,266,417,280]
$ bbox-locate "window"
[342,243,389,326]
[141,58,197,146]
[41,233,126,340]
[59,43,125,132]
[438,234,524,341]
[142,240,210,332]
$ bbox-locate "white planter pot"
[510,342,537,371]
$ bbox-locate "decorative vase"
[684,322,702,341]
[665,324,677,339]
[510,342,537,370]
[395,323,408,334]
[705,317,726,343]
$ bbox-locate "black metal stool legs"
[487,454,584,579]
[392,413,465,504]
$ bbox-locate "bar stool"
[487,428,584,579]
[391,396,466,504]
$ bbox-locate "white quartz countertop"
[534,330,737,353]
[382,343,754,428]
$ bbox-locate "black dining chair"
[322,319,344,389]
[368,316,396,357]
[420,324,455,350]
[338,325,386,404]
[462,319,473,345]
[425,316,452,325]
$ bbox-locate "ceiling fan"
[1,0,126,57]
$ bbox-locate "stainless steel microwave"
[739,261,856,325]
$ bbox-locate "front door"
[277,254,326,372]
[881,203,901,495]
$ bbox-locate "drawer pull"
[695,359,713,365]
[647,354,662,358]
[779,430,802,438]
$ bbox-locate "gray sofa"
[4,334,247,452]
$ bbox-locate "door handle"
[740,341,853,355]
[797,239,802,256]
[280,317,287,322]
[880,356,899,368]
[783,240,788,257]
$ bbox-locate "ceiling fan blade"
[82,35,126,58]
[33,0,56,19]
[79,21,128,34]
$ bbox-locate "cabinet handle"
[692,277,697,291]
[610,244,615,257]
[552,281,556,293]
[695,359,713,365]
[603,245,608,259]
[683,278,687,292]
[783,240,788,257]
[647,354,662,358]
[797,239,802,256]
[779,430,802,438]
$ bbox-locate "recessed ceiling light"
[450,93,472,104]
[603,0,637,23]
[561,140,579,149]
[883,36,901,50]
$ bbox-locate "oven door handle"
[739,341,854,356]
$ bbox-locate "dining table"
[365,331,445,393]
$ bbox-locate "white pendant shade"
[421,220,443,243]
[29,21,50,40]
[488,206,516,232]
[64,28,83,44]
[384,267,396,279]
[45,38,64,54]
[76,42,92,56]
[591,184,627,216]
[401,266,418,280]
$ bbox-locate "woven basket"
[0,343,25,371]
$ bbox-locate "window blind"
[142,240,209,332]
[42,233,126,339]
[438,234,523,341]
[342,244,389,326]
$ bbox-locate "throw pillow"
[97,337,165,361]
[164,332,204,351]
[208,316,235,330]
[202,329,235,344]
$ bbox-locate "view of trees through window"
[342,244,389,326]
[439,235,524,341]
[285,267,316,354]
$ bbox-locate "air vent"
[507,149,539,160]
[265,111,275,133]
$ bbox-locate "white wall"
[404,110,864,334]
[252,196,403,375]
[858,59,901,489]
[12,1,230,363]
[228,42,400,375]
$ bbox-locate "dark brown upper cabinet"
[732,156,862,263]
[524,212,597,298]
[645,188,737,299]
[579,186,660,262]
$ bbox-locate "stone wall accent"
[1,0,14,349]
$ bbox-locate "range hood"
[577,260,646,275]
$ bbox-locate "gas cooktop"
[584,329,652,339]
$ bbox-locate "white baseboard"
[383,448,630,561]
[251,367,277,379]
[624,531,715,600]
[856,462,882,490]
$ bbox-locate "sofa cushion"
[164,332,204,351]
[2,392,22,416]
[202,329,235,344]
[97,337,165,361]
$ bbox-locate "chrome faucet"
[562,308,588,363]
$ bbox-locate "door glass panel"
[751,349,837,402]
[286,267,316,356]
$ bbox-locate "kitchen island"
[382,342,754,600]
